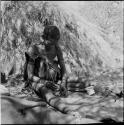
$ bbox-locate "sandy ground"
[2,69,123,123]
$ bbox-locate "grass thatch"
[0,1,123,78]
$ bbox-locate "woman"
[24,25,68,97]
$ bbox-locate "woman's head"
[42,25,60,45]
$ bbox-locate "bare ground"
[2,69,123,123]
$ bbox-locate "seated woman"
[23,25,68,98]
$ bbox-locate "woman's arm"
[56,44,68,97]
[55,44,67,85]
[27,62,40,82]
[26,46,41,83]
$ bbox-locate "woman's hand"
[60,81,68,97]
[45,81,60,91]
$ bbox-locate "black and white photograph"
[0,1,123,124]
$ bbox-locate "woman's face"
[44,39,55,46]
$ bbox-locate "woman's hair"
[42,25,60,42]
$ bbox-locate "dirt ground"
[2,69,124,123]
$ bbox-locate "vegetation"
[1,1,123,77]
